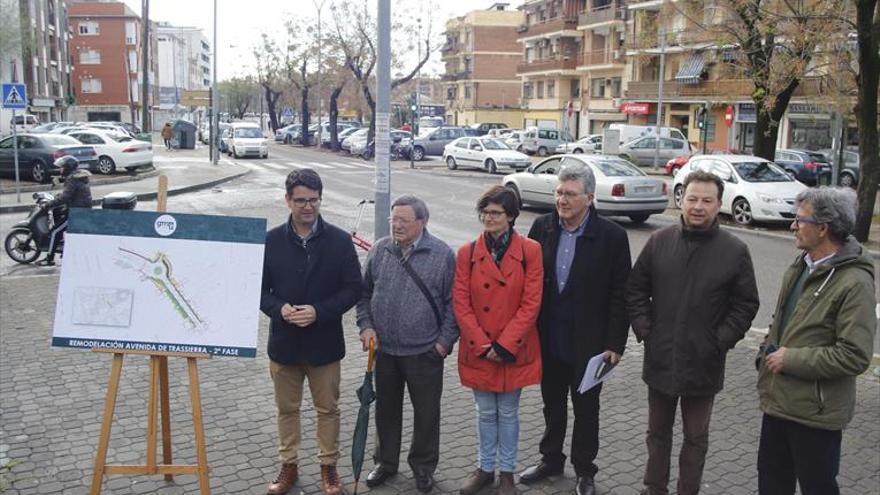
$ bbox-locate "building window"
[128,50,138,73]
[78,21,99,35]
[523,83,533,99]
[79,49,101,65]
[570,78,581,98]
[130,79,139,102]
[464,85,472,99]
[590,78,605,98]
[81,78,102,93]
[547,81,555,98]
[125,22,137,45]
[610,77,622,98]
[536,81,544,98]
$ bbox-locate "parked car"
[665,148,740,176]
[521,128,574,156]
[618,136,692,167]
[10,114,40,133]
[607,123,687,144]
[556,134,602,154]
[67,129,153,174]
[360,130,412,160]
[274,124,298,143]
[504,130,527,151]
[227,123,268,158]
[673,154,807,225]
[409,126,467,161]
[817,148,860,188]
[502,154,668,224]
[774,149,832,186]
[469,123,509,136]
[442,137,531,174]
[0,133,98,183]
[344,128,370,154]
[487,128,515,139]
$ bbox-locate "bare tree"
[852,0,879,240]
[330,0,436,143]
[218,77,259,119]
[254,34,285,132]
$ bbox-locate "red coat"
[453,230,544,392]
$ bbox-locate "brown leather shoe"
[498,472,516,495]
[459,468,494,495]
[321,464,343,495]
[267,463,298,495]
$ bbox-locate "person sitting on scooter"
[37,156,92,266]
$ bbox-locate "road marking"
[282,161,303,169]
[306,161,333,169]
[344,161,374,169]
[329,161,358,169]
[262,162,287,170]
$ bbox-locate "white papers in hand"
[577,352,617,394]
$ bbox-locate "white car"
[67,129,153,174]
[228,124,268,158]
[502,154,668,224]
[443,137,531,174]
[556,134,602,154]
[672,154,807,225]
[343,129,369,154]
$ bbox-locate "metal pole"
[830,46,845,186]
[211,0,218,165]
[374,0,391,239]
[12,109,21,203]
[314,0,326,149]
[141,0,150,132]
[653,26,665,171]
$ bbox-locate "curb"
[0,167,159,195]
[0,169,250,214]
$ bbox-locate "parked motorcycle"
[361,138,403,161]
[4,191,137,265]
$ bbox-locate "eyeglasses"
[792,215,821,226]
[291,197,321,208]
[479,209,507,219]
[555,190,585,200]
[389,216,418,226]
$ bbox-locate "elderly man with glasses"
[756,187,875,495]
[357,194,459,493]
[260,169,363,495]
[520,163,632,495]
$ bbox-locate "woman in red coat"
[454,185,544,495]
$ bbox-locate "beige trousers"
[270,359,341,466]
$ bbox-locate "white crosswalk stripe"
[262,162,287,170]
[342,161,374,169]
[328,161,358,169]
[306,161,333,169]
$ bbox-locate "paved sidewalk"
[1,275,877,494]
[0,146,249,214]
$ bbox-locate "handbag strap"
[386,247,443,329]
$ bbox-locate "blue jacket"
[260,215,362,366]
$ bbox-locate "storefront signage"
[621,102,650,115]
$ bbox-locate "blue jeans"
[473,389,522,472]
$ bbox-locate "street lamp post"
[211,0,218,165]
[652,26,666,171]
[314,0,327,149]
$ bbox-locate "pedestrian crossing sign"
[2,83,27,110]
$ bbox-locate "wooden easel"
[89,176,212,494]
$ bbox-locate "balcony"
[441,70,471,82]
[579,4,625,27]
[517,56,578,74]
[627,28,712,51]
[441,41,459,54]
[518,15,579,38]
[624,78,823,100]
[576,49,625,67]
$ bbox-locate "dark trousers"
[643,387,715,495]
[758,414,841,495]
[538,354,602,477]
[373,350,444,476]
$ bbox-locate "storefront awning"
[674,53,705,85]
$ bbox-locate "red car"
[666,148,741,175]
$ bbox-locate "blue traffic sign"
[1,83,27,110]
[282,107,293,118]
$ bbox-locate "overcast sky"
[121,0,525,81]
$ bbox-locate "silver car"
[501,154,669,224]
[409,126,467,161]
[618,136,692,167]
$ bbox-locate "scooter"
[4,191,137,265]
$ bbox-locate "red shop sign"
[621,102,650,115]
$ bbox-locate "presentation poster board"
[51,209,266,357]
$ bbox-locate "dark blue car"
[774,149,831,186]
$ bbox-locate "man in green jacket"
[757,187,875,495]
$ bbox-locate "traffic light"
[697,107,708,129]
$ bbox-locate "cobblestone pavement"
[1,275,877,494]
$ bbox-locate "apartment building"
[68,1,158,125]
[443,3,524,128]
[516,0,582,134]
[156,22,211,110]
[622,0,833,152]
[576,0,628,134]
[0,0,74,133]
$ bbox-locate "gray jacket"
[356,229,459,356]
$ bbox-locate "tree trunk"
[359,81,376,144]
[854,0,879,241]
[329,83,344,151]
[300,87,311,146]
[263,85,280,132]
[751,80,799,161]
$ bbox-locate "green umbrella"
[351,339,376,495]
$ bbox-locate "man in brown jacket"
[626,170,759,495]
